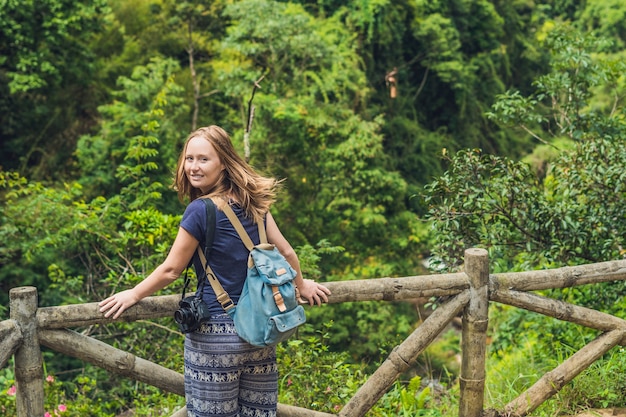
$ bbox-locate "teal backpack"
[197,198,306,347]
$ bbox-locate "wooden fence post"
[459,248,490,417]
[10,286,45,417]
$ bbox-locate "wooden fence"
[2,248,626,417]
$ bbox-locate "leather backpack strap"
[221,202,266,248]
[197,247,235,312]
[221,202,290,312]
[258,218,267,244]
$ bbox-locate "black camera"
[174,296,211,333]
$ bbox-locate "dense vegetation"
[1,0,625,416]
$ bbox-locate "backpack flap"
[250,244,297,286]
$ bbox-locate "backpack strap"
[181,197,217,300]
[198,248,235,312]
[220,202,266,247]
[221,202,288,312]
[200,197,217,259]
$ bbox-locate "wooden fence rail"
[2,249,626,417]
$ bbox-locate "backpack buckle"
[272,285,287,312]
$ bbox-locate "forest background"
[1,0,625,416]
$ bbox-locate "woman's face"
[184,135,224,194]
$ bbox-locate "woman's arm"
[99,227,199,319]
[265,212,331,306]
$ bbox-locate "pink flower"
[287,378,293,387]
[46,375,55,383]
[334,405,341,412]
[7,385,16,396]
[325,386,332,394]
[45,412,52,417]
[58,404,67,412]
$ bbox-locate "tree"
[425,24,626,271]
[215,0,426,274]
[76,57,188,211]
[0,0,109,178]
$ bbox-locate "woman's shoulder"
[190,197,217,209]
[182,198,213,220]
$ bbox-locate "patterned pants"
[184,313,278,417]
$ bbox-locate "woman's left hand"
[297,279,331,306]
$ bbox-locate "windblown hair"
[173,125,279,222]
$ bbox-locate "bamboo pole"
[324,273,467,303]
[339,290,471,417]
[504,329,625,417]
[37,293,184,329]
[491,289,626,344]
[39,329,185,396]
[459,248,489,417]
[36,276,468,330]
[0,319,22,369]
[168,394,338,416]
[10,287,45,417]
[492,259,626,292]
[278,403,335,417]
[170,401,335,417]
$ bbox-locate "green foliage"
[0,0,109,94]
[486,337,626,413]
[578,0,626,52]
[76,56,188,209]
[0,367,119,417]
[278,324,456,417]
[0,169,183,310]
[0,0,110,178]
[302,300,418,368]
[488,23,626,144]
[278,326,367,413]
[426,24,626,271]
[485,338,545,408]
[418,330,461,383]
[551,347,626,410]
[374,376,443,417]
[295,240,345,281]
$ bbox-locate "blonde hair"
[173,125,279,222]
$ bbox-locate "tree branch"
[243,74,265,162]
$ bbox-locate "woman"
[99,125,331,417]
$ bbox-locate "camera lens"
[174,309,191,324]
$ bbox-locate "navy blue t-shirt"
[180,198,262,315]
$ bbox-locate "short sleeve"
[180,199,207,245]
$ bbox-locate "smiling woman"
[98,125,330,417]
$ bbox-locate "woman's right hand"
[99,289,140,320]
